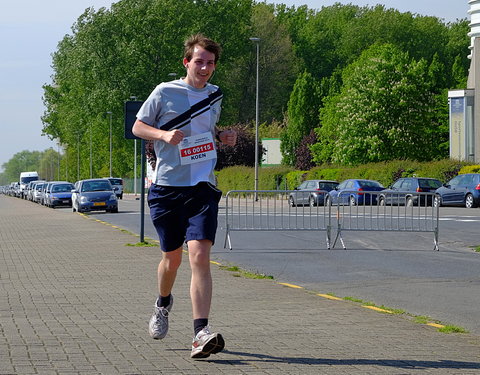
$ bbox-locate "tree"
[42,0,254,180]
[234,3,298,124]
[280,71,321,166]
[295,129,317,170]
[312,43,438,165]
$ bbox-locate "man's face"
[183,46,216,89]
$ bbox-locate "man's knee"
[161,247,183,270]
[188,240,212,267]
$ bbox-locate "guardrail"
[223,190,439,251]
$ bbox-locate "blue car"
[72,179,118,213]
[434,173,480,208]
[46,182,75,208]
[327,179,384,206]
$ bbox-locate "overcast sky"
[0,0,470,173]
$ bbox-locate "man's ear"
[183,58,189,68]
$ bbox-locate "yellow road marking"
[363,305,393,314]
[278,282,303,289]
[210,261,221,265]
[427,322,445,328]
[317,293,343,301]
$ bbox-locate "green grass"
[219,264,274,280]
[413,315,431,324]
[125,241,158,247]
[438,325,468,334]
[473,245,480,253]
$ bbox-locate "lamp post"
[250,37,260,199]
[106,111,113,177]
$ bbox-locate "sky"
[0,0,470,173]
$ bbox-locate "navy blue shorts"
[148,182,223,252]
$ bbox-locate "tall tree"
[280,70,321,166]
[312,43,438,165]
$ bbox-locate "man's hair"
[184,33,222,63]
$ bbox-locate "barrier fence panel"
[328,190,439,250]
[223,190,440,251]
[223,190,332,250]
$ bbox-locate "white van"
[19,171,39,199]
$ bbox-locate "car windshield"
[109,179,122,185]
[81,181,112,192]
[52,184,74,193]
[418,179,442,189]
[358,180,383,188]
[318,182,338,191]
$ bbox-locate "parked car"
[33,182,46,203]
[72,179,118,213]
[107,177,123,199]
[327,179,384,206]
[45,182,75,208]
[379,177,443,207]
[434,173,480,208]
[26,180,45,201]
[289,180,339,207]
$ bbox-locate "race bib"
[178,132,217,165]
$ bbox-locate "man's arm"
[133,120,184,145]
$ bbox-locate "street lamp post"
[250,37,260,200]
[106,111,113,177]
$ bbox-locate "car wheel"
[465,194,477,208]
[309,196,317,207]
[379,197,385,206]
[433,196,442,208]
[289,196,296,207]
[349,196,356,206]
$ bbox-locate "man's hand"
[161,129,185,145]
[219,130,237,146]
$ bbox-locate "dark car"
[379,177,442,207]
[434,173,480,208]
[71,179,118,213]
[327,179,384,206]
[46,182,75,208]
[289,180,339,207]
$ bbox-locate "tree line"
[12,0,470,182]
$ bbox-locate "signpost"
[124,100,146,242]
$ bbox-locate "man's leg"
[187,239,212,319]
[149,247,182,340]
[158,247,183,297]
[188,239,225,358]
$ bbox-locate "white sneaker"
[148,295,173,339]
[191,325,225,359]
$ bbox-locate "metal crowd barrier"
[223,190,332,250]
[223,190,439,251]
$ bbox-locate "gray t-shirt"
[136,79,222,186]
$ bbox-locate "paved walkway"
[0,194,479,375]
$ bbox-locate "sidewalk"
[0,194,479,375]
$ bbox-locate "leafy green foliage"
[313,43,442,165]
[33,1,470,181]
[281,71,321,166]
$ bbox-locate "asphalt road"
[89,195,480,335]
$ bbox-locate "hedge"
[215,159,474,193]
